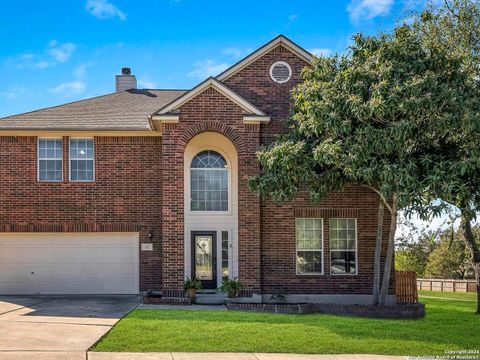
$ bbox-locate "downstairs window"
[330,218,357,275]
[296,218,323,275]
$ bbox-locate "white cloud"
[86,0,126,20]
[49,81,86,95]
[222,47,253,60]
[138,78,157,89]
[49,63,90,97]
[14,41,76,69]
[188,59,229,79]
[288,14,299,23]
[0,86,30,100]
[47,40,76,63]
[308,48,332,57]
[347,0,394,23]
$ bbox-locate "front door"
[192,231,217,289]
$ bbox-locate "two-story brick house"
[0,35,395,304]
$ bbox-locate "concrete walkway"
[88,353,406,360]
[0,296,138,358]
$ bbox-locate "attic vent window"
[269,61,292,84]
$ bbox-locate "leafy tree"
[424,228,473,279]
[410,0,480,312]
[250,3,480,307]
[249,23,468,305]
[395,215,439,277]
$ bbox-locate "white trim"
[243,115,271,124]
[156,78,266,116]
[150,114,179,122]
[269,61,292,84]
[37,137,63,183]
[149,114,180,132]
[0,130,160,137]
[295,218,324,276]
[217,35,313,81]
[329,218,358,276]
[69,138,95,183]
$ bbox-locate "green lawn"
[418,290,478,301]
[93,292,479,356]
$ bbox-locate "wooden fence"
[396,270,418,303]
[417,278,477,293]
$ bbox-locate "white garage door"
[0,233,139,295]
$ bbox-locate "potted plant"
[219,278,245,298]
[184,276,202,300]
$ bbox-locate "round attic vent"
[269,61,292,84]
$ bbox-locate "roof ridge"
[216,34,312,81]
[0,89,186,121]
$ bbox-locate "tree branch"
[362,185,393,213]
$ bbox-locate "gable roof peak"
[154,77,266,116]
[216,34,313,81]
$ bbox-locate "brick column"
[238,123,262,294]
[161,122,185,297]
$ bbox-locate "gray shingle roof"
[0,89,186,131]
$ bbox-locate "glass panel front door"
[192,232,217,289]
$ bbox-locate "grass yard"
[93,292,479,356]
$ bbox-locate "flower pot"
[227,289,237,298]
[185,288,197,299]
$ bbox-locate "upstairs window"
[38,138,63,182]
[190,150,228,211]
[70,139,94,182]
[330,218,357,275]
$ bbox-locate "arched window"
[191,150,228,211]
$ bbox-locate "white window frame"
[295,218,324,275]
[269,61,292,84]
[37,137,63,182]
[69,138,95,182]
[189,150,230,214]
[329,218,358,276]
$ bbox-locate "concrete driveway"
[0,295,138,359]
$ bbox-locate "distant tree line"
[396,223,479,279]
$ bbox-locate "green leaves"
[250,0,480,218]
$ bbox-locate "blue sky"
[0,0,430,118]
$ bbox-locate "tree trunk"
[459,208,480,314]
[372,200,384,305]
[379,194,398,306]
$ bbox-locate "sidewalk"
[0,352,407,360]
[88,352,405,360]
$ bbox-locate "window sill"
[296,273,324,276]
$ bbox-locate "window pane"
[191,150,226,169]
[38,139,62,182]
[70,139,94,181]
[190,163,228,212]
[222,231,229,281]
[296,218,323,274]
[296,251,322,274]
[331,251,356,274]
[330,218,357,274]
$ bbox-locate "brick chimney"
[115,67,137,92]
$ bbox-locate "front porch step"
[195,293,228,305]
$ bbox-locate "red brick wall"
[0,136,163,291]
[224,44,310,144]
[261,186,393,295]
[160,87,262,295]
[223,43,395,295]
